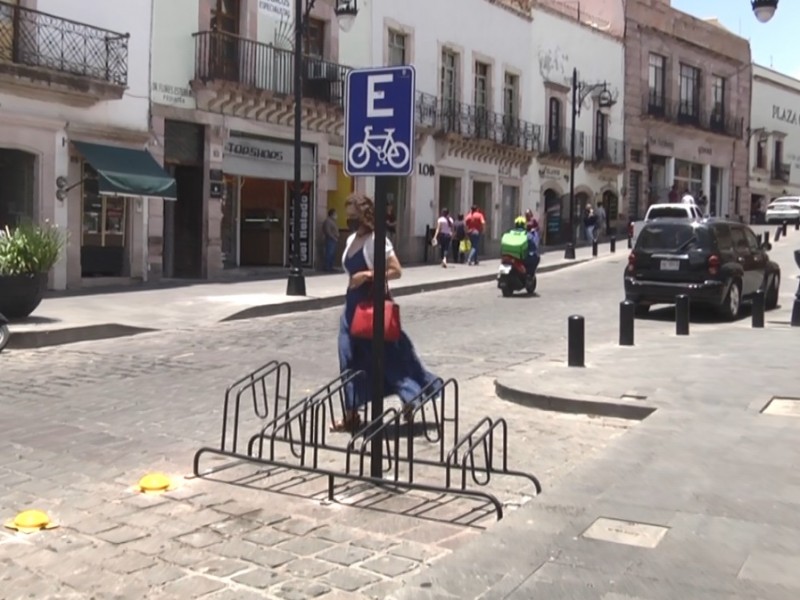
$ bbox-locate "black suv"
[624,218,781,319]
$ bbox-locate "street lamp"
[751,0,778,23]
[287,0,360,296]
[565,67,615,260]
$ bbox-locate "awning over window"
[72,141,177,200]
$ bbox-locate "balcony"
[772,163,790,183]
[0,1,129,105]
[642,92,743,138]
[708,110,744,138]
[584,136,625,170]
[435,99,541,154]
[540,127,585,165]
[192,30,349,126]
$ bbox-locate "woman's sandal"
[330,414,362,433]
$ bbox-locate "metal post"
[610,235,616,253]
[619,300,634,346]
[567,67,578,259]
[752,288,765,328]
[567,315,585,367]
[370,198,388,478]
[286,0,307,297]
[592,239,598,257]
[764,230,771,244]
[775,227,782,242]
[782,220,788,237]
[792,280,800,327]
[675,294,690,336]
[795,221,799,231]
[564,243,575,260]
[627,235,632,249]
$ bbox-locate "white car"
[630,203,704,246]
[765,197,800,224]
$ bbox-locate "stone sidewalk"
[390,246,800,598]
[6,244,608,350]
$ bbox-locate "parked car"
[624,218,781,320]
[630,202,703,246]
[764,196,800,224]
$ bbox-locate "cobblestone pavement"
[0,253,743,599]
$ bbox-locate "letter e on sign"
[367,74,394,118]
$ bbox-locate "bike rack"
[194,362,542,521]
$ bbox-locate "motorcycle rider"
[511,216,540,275]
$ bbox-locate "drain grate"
[582,517,669,548]
[761,397,800,417]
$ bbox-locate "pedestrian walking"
[583,204,597,242]
[433,208,454,267]
[332,193,440,432]
[453,213,467,264]
[322,208,339,271]
[594,202,607,239]
[465,205,486,265]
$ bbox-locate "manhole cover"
[761,397,800,417]
[582,517,669,548]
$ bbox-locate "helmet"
[514,216,527,228]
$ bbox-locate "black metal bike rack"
[193,362,542,521]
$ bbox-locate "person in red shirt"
[465,205,486,265]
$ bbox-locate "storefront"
[72,141,177,280]
[220,134,316,268]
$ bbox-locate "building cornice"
[533,0,623,42]
[485,0,533,22]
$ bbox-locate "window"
[474,62,489,109]
[648,53,666,109]
[211,0,239,34]
[387,29,407,66]
[679,63,700,121]
[548,97,562,152]
[304,18,325,58]
[756,139,766,169]
[744,228,760,253]
[82,163,126,250]
[713,224,731,251]
[503,73,519,118]
[595,110,607,159]
[440,49,458,102]
[711,76,725,117]
[730,226,749,253]
[774,140,786,179]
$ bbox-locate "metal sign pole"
[370,199,387,479]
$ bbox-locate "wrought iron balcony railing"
[708,110,744,138]
[0,0,129,85]
[643,92,743,138]
[436,99,542,152]
[542,126,585,157]
[585,136,625,166]
[193,30,350,107]
[773,163,790,182]
[643,91,671,120]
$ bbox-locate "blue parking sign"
[344,66,416,177]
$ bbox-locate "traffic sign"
[344,66,416,177]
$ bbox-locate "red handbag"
[350,295,401,342]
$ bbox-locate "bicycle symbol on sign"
[348,126,411,170]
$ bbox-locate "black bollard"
[795,220,799,231]
[567,315,585,367]
[764,230,771,244]
[564,243,576,260]
[782,221,788,237]
[592,239,598,257]
[627,235,633,249]
[752,289,765,328]
[792,286,800,328]
[619,300,635,346]
[610,235,616,253]
[775,227,782,242]
[675,294,690,336]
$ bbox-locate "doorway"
[543,188,560,245]
[500,185,520,232]
[0,149,35,229]
[210,0,240,81]
[168,166,205,278]
[438,176,460,218]
[602,190,618,236]
[240,177,286,266]
[472,180,492,233]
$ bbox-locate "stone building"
[621,0,752,221]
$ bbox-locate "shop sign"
[773,105,800,126]
[648,136,675,151]
[225,140,285,162]
[288,183,313,268]
[540,167,564,179]
[258,0,292,19]
[418,163,435,176]
[698,146,712,157]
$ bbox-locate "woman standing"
[333,194,440,432]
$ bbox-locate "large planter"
[0,273,47,320]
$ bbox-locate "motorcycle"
[0,312,9,353]
[497,255,537,297]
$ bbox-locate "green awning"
[72,141,177,200]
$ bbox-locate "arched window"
[548,98,562,152]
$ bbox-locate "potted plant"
[0,221,65,320]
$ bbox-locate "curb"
[5,324,156,351]
[222,257,592,322]
[494,378,656,421]
[3,255,602,351]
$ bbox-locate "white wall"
[151,0,197,109]
[750,65,800,190]
[0,0,153,131]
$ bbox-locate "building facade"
[749,65,800,222]
[339,0,538,260]
[531,1,626,245]
[149,0,355,279]
[619,0,752,222]
[0,0,171,290]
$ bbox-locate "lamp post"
[565,67,615,260]
[751,0,778,23]
[286,0,359,296]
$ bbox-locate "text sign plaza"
[344,66,416,177]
